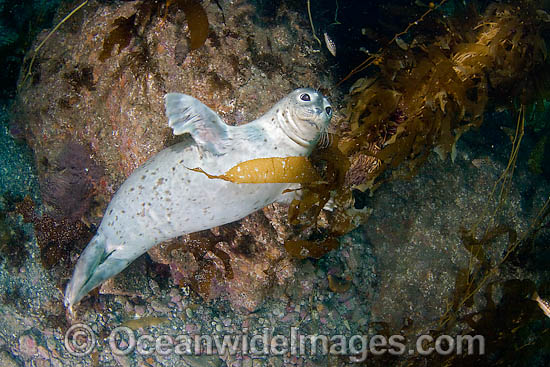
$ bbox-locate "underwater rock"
[14,0,333,186]
[0,351,19,367]
[13,0,335,311]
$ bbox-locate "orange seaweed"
[189,157,322,184]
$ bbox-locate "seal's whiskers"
[318,127,330,148]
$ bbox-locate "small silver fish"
[324,32,336,57]
[533,291,550,319]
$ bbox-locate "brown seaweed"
[15,196,92,270]
[190,157,322,184]
[167,231,233,299]
[341,3,549,194]
[327,274,352,293]
[284,238,340,260]
[99,14,137,62]
[169,0,209,50]
[285,3,550,246]
[64,65,95,92]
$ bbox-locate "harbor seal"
[64,88,332,310]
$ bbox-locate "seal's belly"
[98,141,291,255]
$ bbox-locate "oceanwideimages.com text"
[65,323,484,362]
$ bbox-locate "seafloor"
[1,0,549,367]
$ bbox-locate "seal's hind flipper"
[165,93,229,155]
[64,233,129,309]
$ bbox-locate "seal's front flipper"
[165,93,230,155]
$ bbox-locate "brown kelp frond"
[188,157,322,184]
[169,0,209,50]
[99,14,137,62]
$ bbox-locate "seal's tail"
[64,233,128,311]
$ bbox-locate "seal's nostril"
[325,106,332,115]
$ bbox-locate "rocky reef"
[3,0,550,366]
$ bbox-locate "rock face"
[13,0,336,311]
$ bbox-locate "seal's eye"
[325,106,332,115]
[300,93,311,101]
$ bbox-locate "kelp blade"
[177,0,209,50]
[190,157,322,184]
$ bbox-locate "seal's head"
[275,88,332,149]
